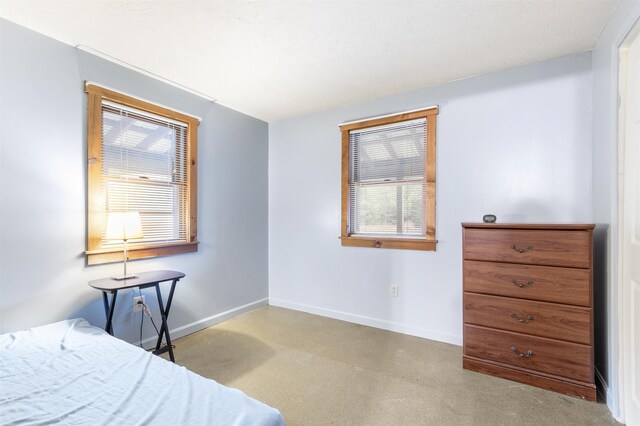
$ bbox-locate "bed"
[0,318,284,425]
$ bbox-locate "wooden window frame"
[85,83,199,265]
[340,107,438,251]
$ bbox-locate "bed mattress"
[0,318,284,425]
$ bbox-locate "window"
[340,107,438,251]
[85,83,199,265]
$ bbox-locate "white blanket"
[0,319,284,425]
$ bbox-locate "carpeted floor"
[169,306,618,425]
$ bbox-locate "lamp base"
[111,275,138,281]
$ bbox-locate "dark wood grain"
[464,324,592,383]
[463,260,591,306]
[461,223,595,401]
[463,357,597,401]
[463,228,591,268]
[88,270,185,291]
[461,223,595,230]
[464,293,591,344]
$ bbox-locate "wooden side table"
[88,270,185,362]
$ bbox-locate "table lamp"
[105,211,143,280]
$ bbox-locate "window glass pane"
[352,182,424,236]
[101,179,186,247]
[100,103,188,248]
[348,117,426,238]
[350,118,425,183]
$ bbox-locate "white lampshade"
[105,212,143,240]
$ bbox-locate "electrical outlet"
[390,285,398,297]
[133,295,145,313]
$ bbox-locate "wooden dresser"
[462,223,596,400]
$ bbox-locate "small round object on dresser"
[483,214,497,223]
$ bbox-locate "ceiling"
[0,0,618,122]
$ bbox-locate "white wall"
[269,53,593,345]
[0,19,270,344]
[591,0,640,419]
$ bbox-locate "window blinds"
[101,102,188,248]
[349,118,426,237]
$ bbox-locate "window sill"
[340,236,436,251]
[86,241,199,265]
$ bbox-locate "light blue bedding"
[0,318,284,425]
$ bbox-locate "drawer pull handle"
[511,244,533,253]
[511,279,534,288]
[511,313,534,323]
[374,240,382,248]
[511,346,534,358]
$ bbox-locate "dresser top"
[461,223,595,230]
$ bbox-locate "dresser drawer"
[464,325,592,383]
[463,260,591,306]
[464,293,591,344]
[463,229,591,268]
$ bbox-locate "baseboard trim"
[269,298,462,346]
[594,367,624,423]
[135,297,269,348]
